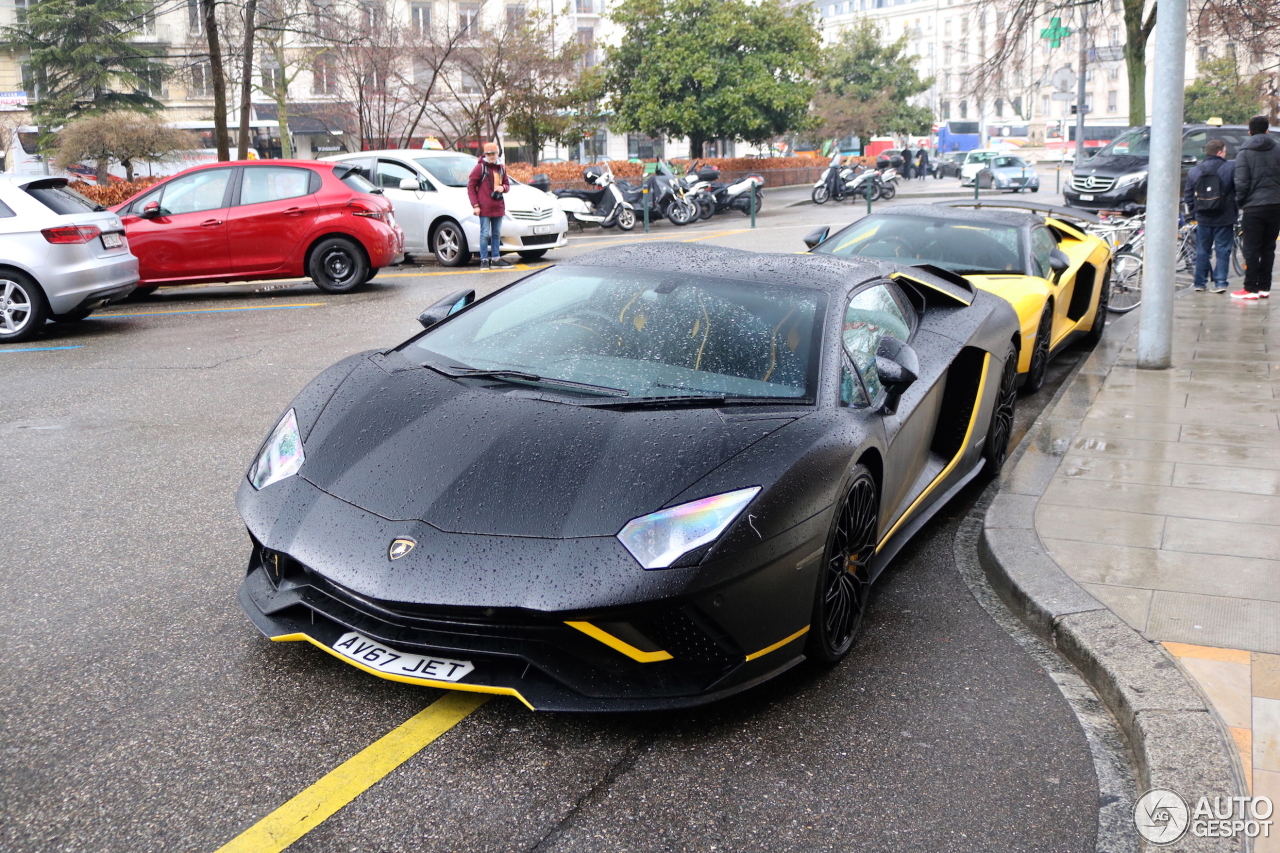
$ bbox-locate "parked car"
[959,150,1000,186]
[111,160,404,297]
[804,200,1112,394]
[0,175,137,343]
[1063,124,1280,211]
[235,242,1021,710]
[322,150,569,267]
[976,155,1041,192]
[933,151,966,179]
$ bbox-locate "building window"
[187,0,204,34]
[940,100,950,119]
[15,0,28,25]
[1041,94,1049,115]
[959,100,967,118]
[137,68,166,98]
[577,27,596,68]
[960,15,968,33]
[1012,96,1022,116]
[1110,25,1120,45]
[627,134,663,160]
[360,1,384,30]
[459,69,480,95]
[262,63,285,94]
[1109,67,1119,80]
[190,61,213,98]
[1108,90,1118,112]
[995,98,1004,118]
[312,58,339,95]
[943,44,951,64]
[459,4,479,38]
[943,18,951,35]
[411,3,431,34]
[575,0,594,13]
[506,4,525,28]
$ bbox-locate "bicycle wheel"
[1108,251,1143,313]
[1233,230,1246,276]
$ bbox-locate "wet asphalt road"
[0,185,1106,852]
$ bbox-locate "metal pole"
[1138,0,1186,369]
[1075,2,1089,165]
[750,184,756,228]
[866,181,872,215]
[643,187,649,233]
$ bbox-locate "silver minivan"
[0,175,138,343]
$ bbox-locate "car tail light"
[347,200,389,223]
[42,225,103,244]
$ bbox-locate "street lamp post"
[1138,0,1187,370]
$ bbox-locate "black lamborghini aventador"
[237,242,1021,711]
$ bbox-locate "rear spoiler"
[933,199,1101,225]
[890,264,975,307]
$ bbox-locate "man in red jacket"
[467,141,511,270]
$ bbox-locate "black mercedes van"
[1063,124,1279,211]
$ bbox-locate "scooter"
[708,172,766,216]
[616,162,698,226]
[553,165,636,231]
[813,152,858,204]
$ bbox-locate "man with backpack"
[1232,115,1280,299]
[1183,138,1236,293]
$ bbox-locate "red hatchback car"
[112,160,404,296]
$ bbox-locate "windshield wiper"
[583,394,810,409]
[423,363,629,397]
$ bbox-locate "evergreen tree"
[602,0,819,157]
[1,0,170,136]
[1184,55,1264,125]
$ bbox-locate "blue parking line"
[91,303,323,320]
[0,345,84,353]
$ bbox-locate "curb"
[786,188,1017,208]
[978,310,1250,852]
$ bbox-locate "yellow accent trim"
[214,691,488,853]
[270,633,536,710]
[876,352,992,552]
[889,272,974,306]
[564,621,674,662]
[744,625,810,661]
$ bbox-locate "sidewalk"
[1036,291,1280,836]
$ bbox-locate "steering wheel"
[863,235,915,258]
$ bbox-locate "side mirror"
[141,200,161,219]
[1181,154,1198,166]
[1049,248,1070,275]
[803,225,831,250]
[399,177,423,191]
[875,337,919,416]
[417,289,475,330]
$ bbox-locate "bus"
[935,121,981,153]
[1045,124,1128,152]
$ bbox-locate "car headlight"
[249,409,305,490]
[1115,171,1147,188]
[617,486,761,569]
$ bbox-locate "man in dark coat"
[916,147,930,180]
[1183,138,1236,292]
[1232,115,1280,298]
[467,141,511,270]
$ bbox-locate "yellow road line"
[214,692,488,853]
[98,303,326,318]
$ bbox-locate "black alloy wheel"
[983,343,1019,474]
[1085,265,1110,344]
[697,196,715,220]
[1023,306,1053,394]
[808,466,878,663]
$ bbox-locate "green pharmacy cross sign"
[1041,16,1072,48]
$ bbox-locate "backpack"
[1194,160,1225,214]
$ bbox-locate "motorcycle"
[616,161,698,226]
[877,166,900,200]
[683,162,764,219]
[812,152,858,204]
[552,165,636,231]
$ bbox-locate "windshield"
[407,266,826,400]
[26,182,102,214]
[814,214,1025,274]
[335,167,377,193]
[1094,128,1151,158]
[414,154,479,187]
[965,151,995,164]
[992,157,1027,169]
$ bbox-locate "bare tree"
[967,0,1155,127]
[1195,0,1280,120]
[54,111,196,180]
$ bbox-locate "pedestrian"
[901,152,913,180]
[1183,138,1236,293]
[916,147,930,180]
[1232,115,1280,299]
[467,141,511,270]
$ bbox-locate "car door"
[225,165,319,274]
[840,281,945,535]
[121,168,234,282]
[1029,225,1074,345]
[374,159,430,254]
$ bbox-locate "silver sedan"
[976,155,1041,193]
[0,175,138,343]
